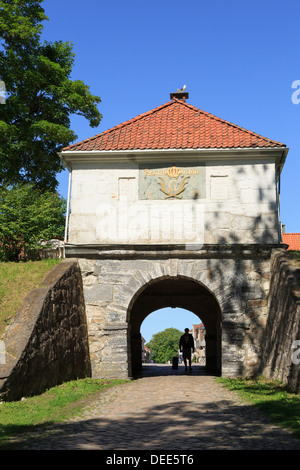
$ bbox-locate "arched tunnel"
[127,276,222,377]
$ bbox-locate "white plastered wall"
[67,156,279,245]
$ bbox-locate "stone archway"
[78,247,271,380]
[127,276,222,377]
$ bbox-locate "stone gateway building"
[59,90,288,380]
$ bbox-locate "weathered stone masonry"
[0,259,91,401]
[2,247,299,401]
[72,244,275,380]
[261,251,300,391]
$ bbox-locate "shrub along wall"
[0,259,91,401]
[261,251,300,392]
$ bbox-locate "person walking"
[179,328,195,372]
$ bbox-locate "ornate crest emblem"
[167,166,181,179]
[141,164,202,200]
[158,166,189,199]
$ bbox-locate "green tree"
[0,0,102,190]
[0,184,66,261]
[146,328,182,364]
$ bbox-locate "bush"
[0,184,66,261]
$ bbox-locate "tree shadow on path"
[5,391,300,451]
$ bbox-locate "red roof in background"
[63,98,286,152]
[282,233,300,250]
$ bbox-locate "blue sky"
[40,0,299,342]
[140,308,200,344]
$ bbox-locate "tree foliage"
[146,328,183,364]
[0,0,102,190]
[0,184,66,261]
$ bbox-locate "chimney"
[170,90,189,102]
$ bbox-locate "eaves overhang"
[58,146,288,173]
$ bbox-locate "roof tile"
[63,98,286,152]
[282,233,300,250]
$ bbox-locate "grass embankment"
[218,377,300,439]
[0,378,127,447]
[0,259,62,338]
[0,259,129,448]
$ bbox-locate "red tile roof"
[63,98,286,152]
[282,233,300,250]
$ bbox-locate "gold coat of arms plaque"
[139,163,206,200]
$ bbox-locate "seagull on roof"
[176,85,187,92]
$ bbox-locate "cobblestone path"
[19,365,300,450]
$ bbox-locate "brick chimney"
[170,90,189,102]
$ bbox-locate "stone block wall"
[261,251,300,391]
[75,245,274,380]
[2,247,297,400]
[0,259,91,401]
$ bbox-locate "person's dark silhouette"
[179,328,195,372]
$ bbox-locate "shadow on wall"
[204,161,280,246]
[260,251,300,392]
[201,160,285,378]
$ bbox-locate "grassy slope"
[0,259,62,338]
[218,377,300,440]
[0,378,128,448]
[0,260,129,448]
